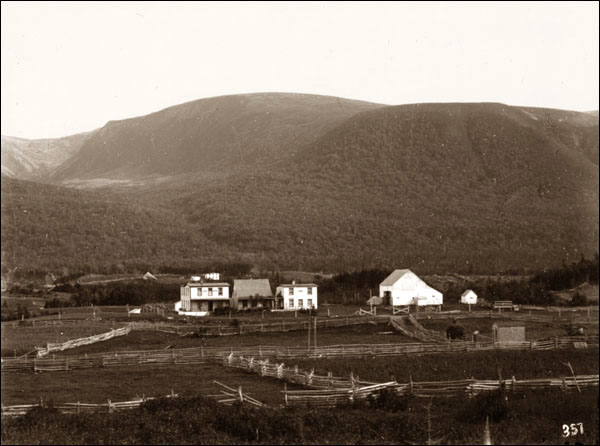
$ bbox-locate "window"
[289,299,294,308]
[307,287,313,295]
[289,287,294,295]
[218,287,223,296]
[298,299,303,308]
[208,288,213,297]
[308,299,313,308]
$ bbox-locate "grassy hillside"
[49,93,383,184]
[0,132,95,180]
[1,101,597,275]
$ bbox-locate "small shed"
[492,322,526,343]
[460,289,477,305]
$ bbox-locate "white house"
[178,279,230,316]
[460,289,478,305]
[275,282,318,310]
[379,269,443,306]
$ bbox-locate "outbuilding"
[232,279,274,310]
[492,321,526,343]
[460,289,478,305]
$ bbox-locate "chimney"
[292,280,296,285]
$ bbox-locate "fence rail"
[2,335,597,373]
[220,353,599,406]
[1,392,178,417]
[35,326,132,357]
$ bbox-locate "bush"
[459,390,511,423]
[445,324,465,340]
[367,388,412,412]
[570,291,588,307]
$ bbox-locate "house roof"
[461,289,477,297]
[277,283,318,288]
[233,279,273,298]
[186,282,230,287]
[380,269,412,286]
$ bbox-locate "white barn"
[460,289,478,304]
[275,282,318,310]
[379,269,443,306]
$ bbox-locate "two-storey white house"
[275,282,318,310]
[379,269,443,307]
[178,280,230,316]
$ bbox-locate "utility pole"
[314,316,317,350]
[307,314,311,351]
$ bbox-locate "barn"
[460,289,478,304]
[379,269,443,306]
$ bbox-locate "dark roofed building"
[232,279,274,310]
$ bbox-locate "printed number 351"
[563,423,584,437]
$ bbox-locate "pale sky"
[1,1,598,139]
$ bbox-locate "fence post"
[33,358,37,373]
[238,386,244,403]
[554,337,558,349]
[409,374,414,394]
[40,397,43,408]
[107,399,111,413]
[77,401,80,414]
[284,383,288,406]
[65,358,69,371]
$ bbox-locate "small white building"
[276,282,318,310]
[460,289,478,305]
[379,269,443,306]
[178,280,230,316]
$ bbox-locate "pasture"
[0,322,127,357]
[2,305,598,445]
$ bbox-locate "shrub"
[367,388,411,412]
[445,324,465,340]
[459,391,511,423]
[570,291,588,307]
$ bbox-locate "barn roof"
[233,279,273,299]
[380,269,412,286]
[461,289,477,297]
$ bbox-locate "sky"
[1,1,598,139]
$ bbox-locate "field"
[2,305,599,444]
[0,322,127,357]
[292,349,600,382]
[52,322,412,357]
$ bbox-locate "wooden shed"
[492,321,526,343]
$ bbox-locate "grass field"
[418,316,594,340]
[54,322,412,357]
[0,323,127,357]
[0,362,301,407]
[292,349,600,382]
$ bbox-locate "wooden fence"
[1,392,178,417]
[128,316,384,336]
[35,326,132,357]
[2,335,597,373]
[282,374,599,407]
[221,352,599,402]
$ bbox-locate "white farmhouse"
[276,282,318,310]
[379,269,443,306]
[178,279,230,316]
[460,289,478,304]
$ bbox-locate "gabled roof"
[380,269,412,286]
[461,289,477,297]
[233,279,273,299]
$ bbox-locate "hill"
[1,97,598,275]
[46,93,383,185]
[0,132,95,180]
